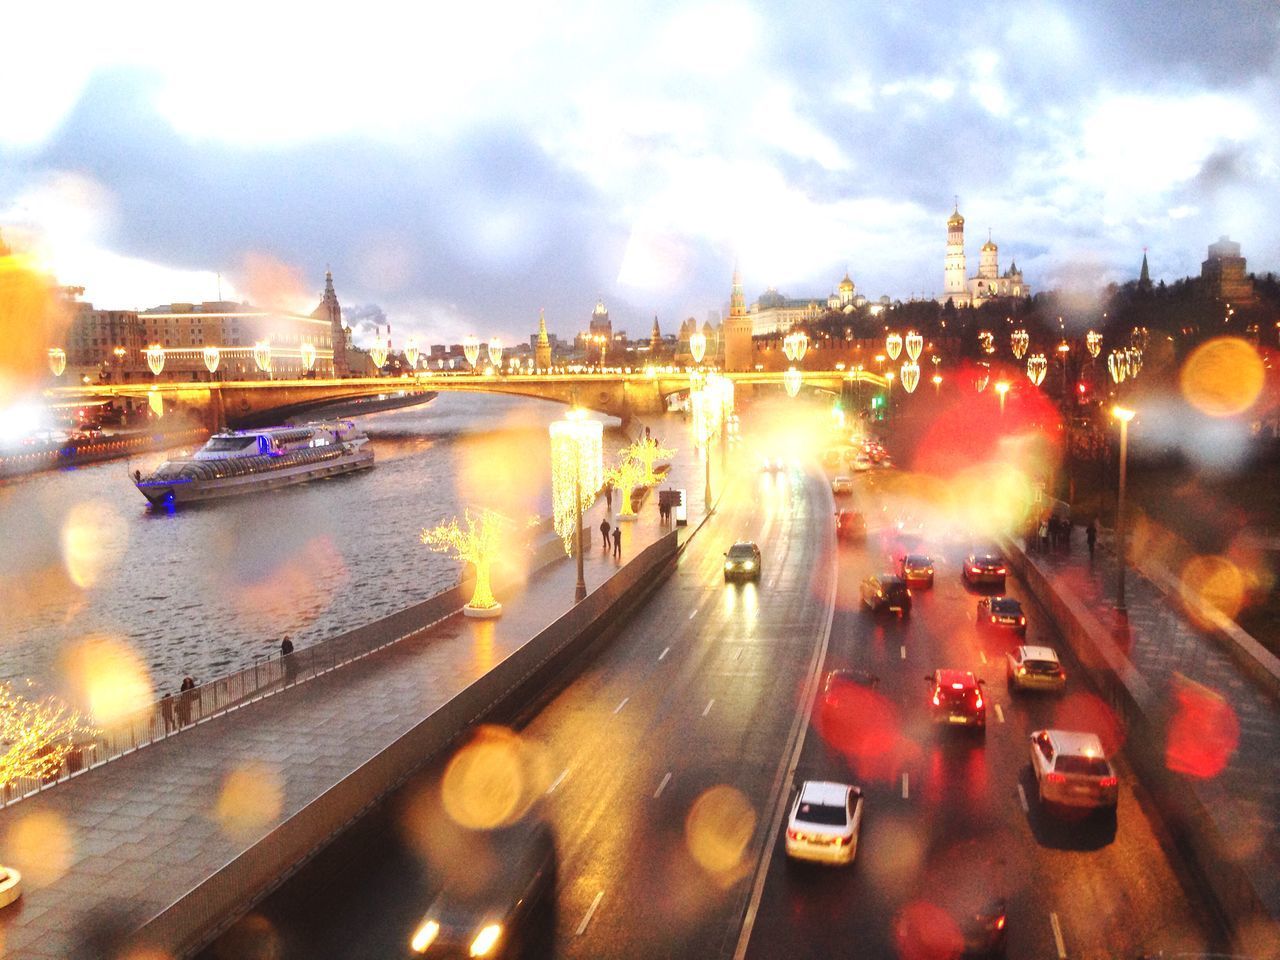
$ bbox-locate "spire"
[537,308,549,345]
[651,315,661,339]
[730,261,746,318]
[1139,249,1151,287]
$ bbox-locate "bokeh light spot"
[1179,554,1246,624]
[1180,336,1265,417]
[1166,675,1239,779]
[894,899,963,960]
[58,635,153,726]
[5,810,73,886]
[60,500,128,589]
[440,726,548,831]
[684,784,756,884]
[213,762,284,841]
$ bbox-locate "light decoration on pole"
[978,331,995,355]
[627,435,676,487]
[692,378,724,444]
[885,332,903,361]
[782,331,808,363]
[463,336,481,369]
[689,330,707,365]
[1026,353,1047,386]
[1086,330,1103,358]
[488,337,503,368]
[1126,347,1143,378]
[404,337,419,369]
[253,341,273,374]
[900,362,920,394]
[1108,350,1128,384]
[420,508,514,618]
[369,338,388,369]
[1011,329,1029,359]
[299,342,316,373]
[783,366,802,398]
[47,347,66,377]
[975,362,991,393]
[605,449,648,521]
[203,346,221,374]
[549,412,603,558]
[905,331,923,362]
[145,344,166,376]
[0,681,97,792]
[1131,327,1149,351]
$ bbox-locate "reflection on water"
[0,394,617,696]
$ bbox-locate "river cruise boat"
[134,421,373,506]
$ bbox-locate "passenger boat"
[134,421,373,506]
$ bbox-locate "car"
[860,573,911,615]
[831,475,855,495]
[852,454,873,472]
[723,541,762,582]
[408,817,557,958]
[758,455,783,473]
[822,668,880,694]
[1006,646,1066,692]
[960,898,1009,957]
[926,669,987,729]
[836,509,866,542]
[897,554,935,587]
[962,551,1007,589]
[976,596,1025,636]
[1029,729,1118,811]
[785,780,864,865]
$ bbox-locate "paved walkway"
[0,414,705,960]
[1024,530,1280,930]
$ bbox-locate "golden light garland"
[488,337,503,368]
[885,332,903,361]
[1011,329,1029,359]
[1108,349,1128,384]
[420,508,514,614]
[404,337,419,369]
[1026,353,1048,386]
[0,681,97,791]
[549,413,603,555]
[625,435,675,486]
[1086,330,1102,358]
[783,366,802,398]
[463,335,481,368]
[978,330,995,355]
[253,340,273,373]
[203,346,221,374]
[299,342,317,372]
[905,331,923,362]
[689,331,707,364]
[900,361,920,394]
[606,450,648,518]
[47,348,66,377]
[145,344,166,376]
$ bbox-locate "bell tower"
[535,308,552,371]
[723,262,754,372]
[944,202,967,304]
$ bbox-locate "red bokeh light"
[815,678,909,783]
[1051,690,1126,756]
[1166,676,1239,779]
[894,899,963,960]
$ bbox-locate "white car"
[785,780,864,865]
[852,455,873,472]
[1029,730,1118,811]
[1006,646,1066,692]
[831,476,855,495]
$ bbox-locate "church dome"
[839,272,854,290]
[948,209,965,227]
[981,239,997,252]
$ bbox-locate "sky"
[2,0,1278,347]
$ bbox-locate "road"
[739,469,1227,960]
[204,457,1225,960]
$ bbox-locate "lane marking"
[576,891,605,936]
[689,608,698,620]
[1050,911,1067,959]
[654,772,672,798]
[994,703,1005,724]
[703,698,715,717]
[902,773,910,799]
[613,697,629,715]
[1017,783,1029,813]
[546,768,568,795]
[979,650,988,664]
[736,648,743,660]
[658,646,670,661]
[900,644,907,660]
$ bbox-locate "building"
[66,302,148,381]
[1201,236,1255,302]
[748,270,865,336]
[937,204,1029,307]
[535,309,552,370]
[589,299,611,340]
[723,265,754,371]
[311,270,347,376]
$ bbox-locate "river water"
[0,395,620,698]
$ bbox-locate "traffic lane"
[526,465,836,959]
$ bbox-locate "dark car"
[897,553,935,587]
[976,596,1026,636]
[822,668,880,694]
[962,552,1006,589]
[861,574,912,615]
[723,541,762,582]
[408,818,557,958]
[960,897,1008,956]
[836,509,866,542]
[926,669,986,729]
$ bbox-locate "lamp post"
[995,380,1009,414]
[550,411,602,603]
[1113,405,1135,615]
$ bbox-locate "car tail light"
[1019,616,1026,625]
[1016,666,1026,675]
[990,615,997,623]
[932,693,940,706]
[970,565,981,574]
[974,695,984,709]
[996,567,1006,574]
[787,828,799,841]
[995,915,1006,931]
[1099,776,1118,788]
[1046,772,1065,784]
[836,835,849,846]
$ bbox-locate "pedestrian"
[605,483,613,513]
[600,516,611,550]
[612,525,622,559]
[281,635,297,684]
[1086,520,1097,561]
[1038,518,1049,552]
[160,693,175,734]
[177,676,196,727]
[645,425,652,441]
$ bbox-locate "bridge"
[47,368,892,428]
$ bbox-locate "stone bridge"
[48,369,890,429]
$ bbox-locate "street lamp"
[995,380,1010,414]
[931,373,942,394]
[550,410,603,603]
[1113,405,1135,614]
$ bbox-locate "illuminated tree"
[0,682,97,791]
[605,451,648,520]
[421,508,515,618]
[624,436,675,487]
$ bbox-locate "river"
[0,394,620,699]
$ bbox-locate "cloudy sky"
[2,1,1278,345]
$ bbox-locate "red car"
[836,510,866,542]
[926,669,987,730]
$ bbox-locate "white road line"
[613,697,629,715]
[654,772,672,798]
[1017,783,1030,813]
[736,649,743,660]
[702,698,715,717]
[902,773,910,799]
[900,644,907,660]
[979,650,988,664]
[576,891,605,936]
[658,646,670,661]
[546,768,568,795]
[994,703,1005,724]
[1050,911,1067,959]
[689,608,698,620]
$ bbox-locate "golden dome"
[981,239,997,252]
[948,209,965,226]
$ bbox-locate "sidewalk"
[1020,531,1280,947]
[0,414,705,960]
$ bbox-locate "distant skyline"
[2,1,1278,347]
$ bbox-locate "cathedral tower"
[311,269,346,377]
[535,308,552,371]
[723,262,754,372]
[649,315,662,358]
[979,231,998,280]
[944,204,967,303]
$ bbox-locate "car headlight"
[411,919,440,953]
[725,561,734,570]
[743,561,755,570]
[470,923,503,957]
